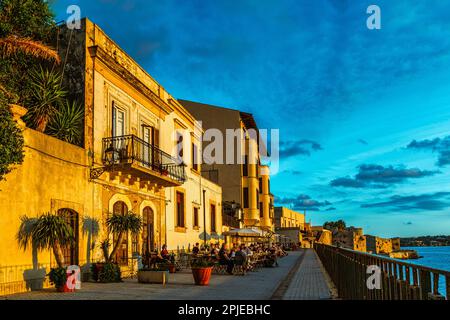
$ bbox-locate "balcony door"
[112,103,125,137]
[111,103,126,162]
[142,126,152,167]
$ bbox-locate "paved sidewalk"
[282,249,334,300]
[1,251,302,300]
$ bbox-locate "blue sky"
[51,0,450,237]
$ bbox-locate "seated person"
[218,243,234,274]
[210,243,219,256]
[161,244,170,260]
[235,245,248,267]
[192,243,200,255]
[243,244,253,256]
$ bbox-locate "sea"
[397,246,450,296]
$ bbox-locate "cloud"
[325,207,336,211]
[279,139,322,158]
[403,221,413,225]
[330,164,439,188]
[279,170,302,176]
[358,139,368,145]
[407,136,450,167]
[275,194,331,211]
[361,192,450,212]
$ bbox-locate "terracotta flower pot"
[191,267,212,286]
[168,264,176,273]
[56,283,74,293]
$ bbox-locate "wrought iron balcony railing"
[101,135,186,184]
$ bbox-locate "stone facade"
[332,227,367,252]
[366,235,402,254]
[0,18,223,295]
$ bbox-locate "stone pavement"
[1,251,303,300]
[282,249,336,300]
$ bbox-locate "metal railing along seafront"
[314,243,450,300]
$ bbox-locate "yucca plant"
[106,212,142,263]
[24,66,66,132]
[17,213,74,268]
[47,100,84,145]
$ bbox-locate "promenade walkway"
[282,249,336,300]
[1,250,337,300]
[1,251,302,300]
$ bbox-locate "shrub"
[0,93,24,181]
[98,262,121,283]
[48,267,67,288]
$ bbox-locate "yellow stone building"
[179,100,274,231]
[259,165,274,231]
[274,207,306,229]
[0,18,222,295]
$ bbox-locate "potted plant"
[48,267,70,292]
[17,213,74,292]
[159,261,176,273]
[138,265,169,284]
[191,257,214,286]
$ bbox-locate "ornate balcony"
[97,135,186,186]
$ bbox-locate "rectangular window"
[193,207,199,228]
[192,143,199,171]
[242,155,248,176]
[260,202,263,217]
[210,204,216,233]
[259,178,263,192]
[243,187,249,209]
[176,191,185,227]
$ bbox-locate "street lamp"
[89,143,119,179]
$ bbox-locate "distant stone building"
[274,207,305,229]
[311,226,332,245]
[366,235,402,254]
[332,227,367,252]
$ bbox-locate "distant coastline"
[400,235,450,247]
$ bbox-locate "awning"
[222,228,263,237]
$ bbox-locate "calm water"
[397,246,450,296]
[402,246,450,272]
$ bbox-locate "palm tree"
[17,213,74,268]
[0,35,60,63]
[106,212,142,263]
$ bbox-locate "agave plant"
[17,213,74,268]
[24,66,66,132]
[106,212,142,263]
[47,100,84,145]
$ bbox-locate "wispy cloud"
[275,194,331,211]
[279,139,322,158]
[330,164,439,188]
[358,139,368,145]
[407,135,450,167]
[362,192,450,211]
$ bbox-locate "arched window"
[112,201,128,265]
[142,207,154,255]
[57,208,79,266]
